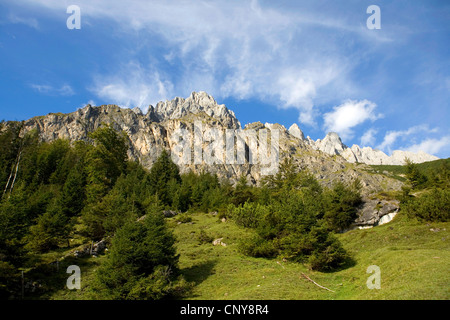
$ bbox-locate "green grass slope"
[172,212,449,300]
[46,211,449,300]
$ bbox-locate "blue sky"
[0,0,449,158]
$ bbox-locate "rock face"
[312,132,347,156]
[15,92,241,172]
[345,145,392,165]
[3,91,409,195]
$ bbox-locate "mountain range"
[292,128,439,165]
[1,91,438,193]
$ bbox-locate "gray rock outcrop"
[353,199,400,229]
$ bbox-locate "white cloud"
[360,128,378,147]
[377,125,439,153]
[91,61,174,111]
[323,100,382,141]
[30,83,74,96]
[404,136,450,156]
[30,84,52,93]
[58,85,75,96]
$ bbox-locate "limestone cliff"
[4,91,406,197]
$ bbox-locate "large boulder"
[352,198,399,229]
[163,210,178,218]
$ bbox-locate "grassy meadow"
[47,210,449,300]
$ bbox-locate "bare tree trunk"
[2,168,13,199]
[3,123,25,199]
[9,151,21,195]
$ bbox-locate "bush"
[218,204,234,221]
[197,229,214,245]
[126,266,193,300]
[272,226,350,271]
[175,213,192,224]
[403,188,450,222]
[306,227,349,271]
[231,201,267,229]
[229,174,353,271]
[238,235,278,258]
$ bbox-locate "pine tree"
[82,126,129,238]
[59,165,86,217]
[146,149,181,207]
[94,212,183,299]
[405,158,427,189]
[323,180,362,232]
[172,181,192,212]
[26,201,72,252]
[232,174,255,206]
[85,125,128,203]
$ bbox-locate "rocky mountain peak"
[315,132,347,155]
[187,91,217,106]
[132,106,143,115]
[151,91,240,128]
[288,123,305,140]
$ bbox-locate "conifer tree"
[94,212,184,299]
[26,201,72,252]
[146,149,181,206]
[85,125,128,203]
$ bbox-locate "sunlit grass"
[46,211,449,300]
[172,212,449,300]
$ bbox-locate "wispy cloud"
[360,128,378,147]
[91,61,174,111]
[30,83,74,96]
[7,13,39,29]
[377,125,439,154]
[13,0,372,124]
[404,136,450,156]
